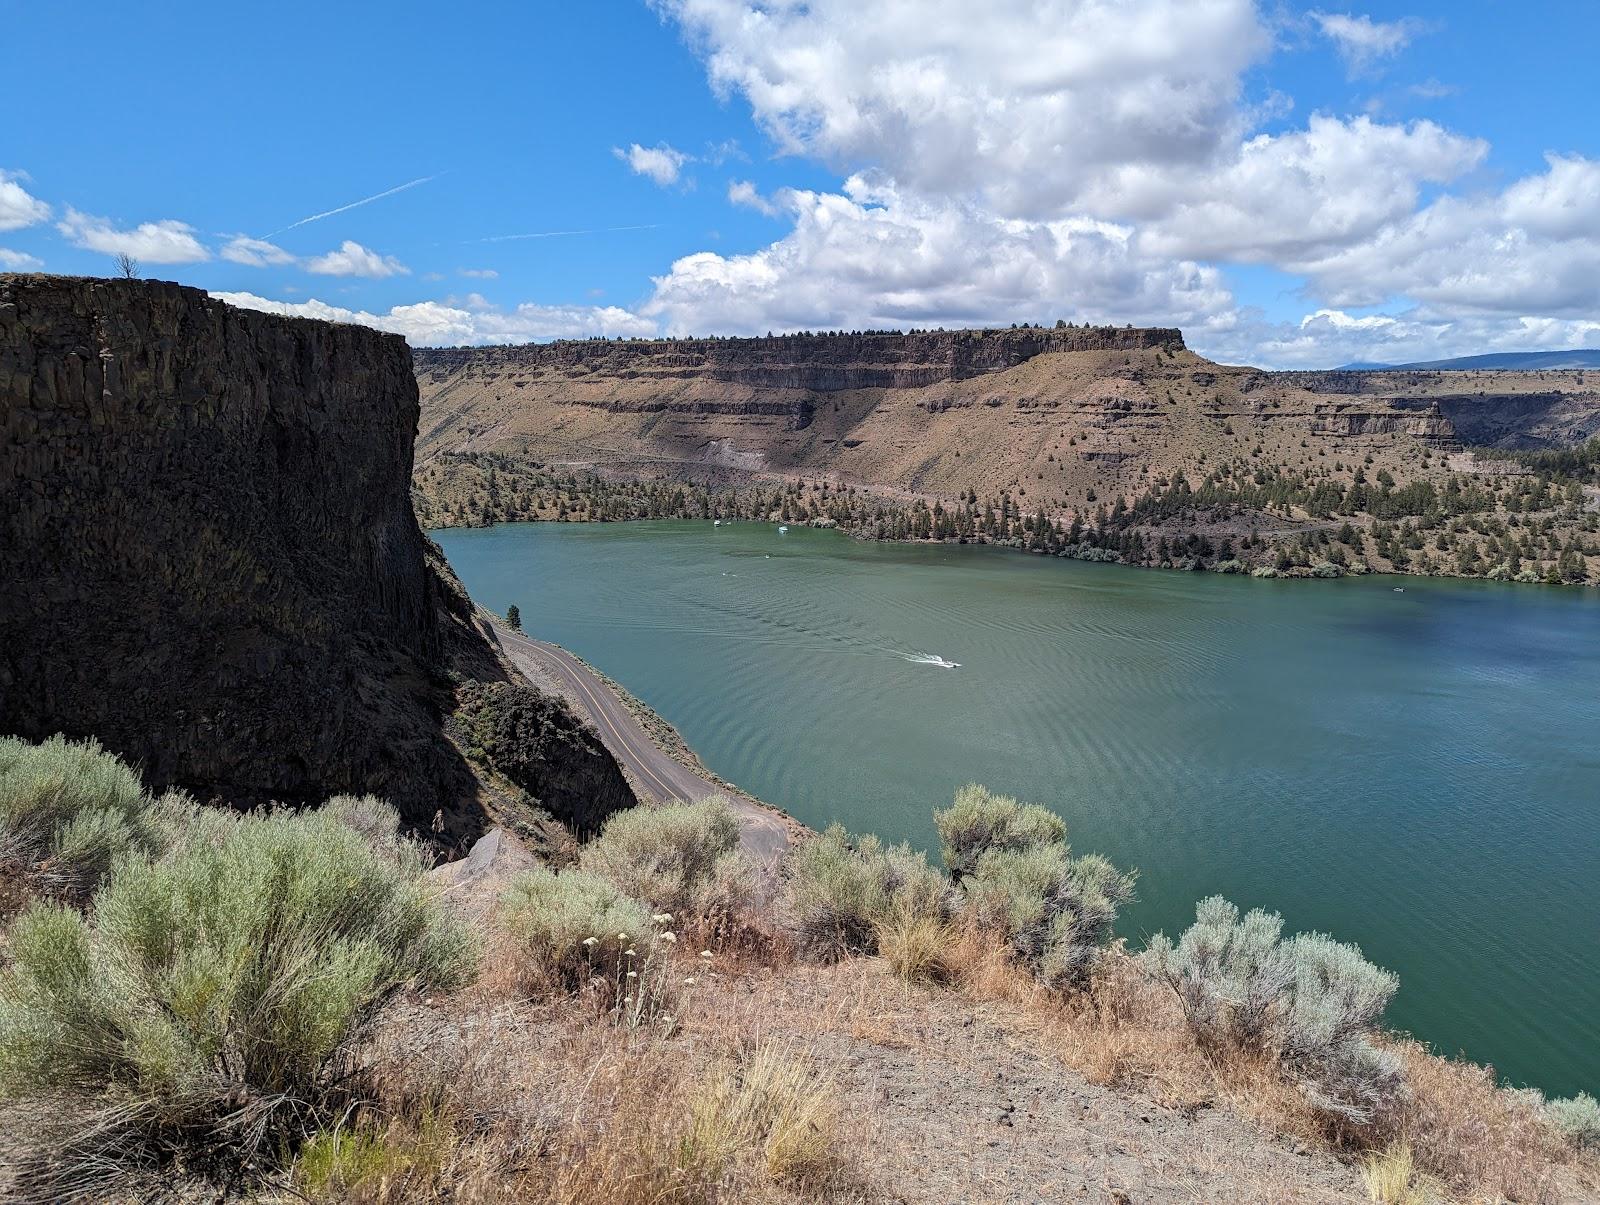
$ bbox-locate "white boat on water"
[713,519,722,526]
[778,525,789,534]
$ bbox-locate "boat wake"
[902,652,961,669]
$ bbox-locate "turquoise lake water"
[434,520,1600,1097]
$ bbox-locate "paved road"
[483,614,792,864]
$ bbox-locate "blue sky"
[3,0,1597,367]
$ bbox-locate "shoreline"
[428,513,1600,591]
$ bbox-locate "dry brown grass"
[318,960,870,1205]
[874,911,954,985]
[1359,1142,1436,1204]
[286,927,1600,1205]
[256,824,1597,1205]
[1385,1040,1588,1204]
[927,932,1599,1204]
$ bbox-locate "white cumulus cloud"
[727,179,781,216]
[1215,308,1600,370]
[304,240,409,278]
[56,208,210,263]
[1312,11,1424,74]
[1128,115,1485,264]
[1288,154,1600,315]
[645,0,1600,367]
[0,247,44,270]
[0,170,51,231]
[655,0,1270,221]
[220,235,297,267]
[643,177,1235,337]
[211,290,657,345]
[614,142,692,186]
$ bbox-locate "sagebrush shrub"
[1546,1092,1600,1151]
[322,792,411,856]
[0,797,474,1192]
[0,734,175,894]
[500,864,653,992]
[579,795,755,923]
[1143,896,1404,1125]
[933,783,1066,879]
[962,844,1135,990]
[781,824,948,960]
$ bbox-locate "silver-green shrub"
[500,864,654,989]
[963,844,1135,990]
[321,792,409,854]
[781,824,948,960]
[1546,1092,1600,1151]
[934,784,1133,991]
[579,795,754,921]
[0,734,174,894]
[933,784,1066,879]
[1143,896,1403,1125]
[0,797,474,1190]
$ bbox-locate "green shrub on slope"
[500,864,653,993]
[1546,1092,1600,1151]
[0,797,474,1193]
[781,824,948,961]
[579,795,754,922]
[963,844,1135,990]
[0,734,173,896]
[933,783,1066,879]
[935,784,1134,991]
[1143,895,1403,1126]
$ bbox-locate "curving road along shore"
[481,613,793,865]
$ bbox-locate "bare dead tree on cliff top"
[115,253,140,279]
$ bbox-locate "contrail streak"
[267,174,441,236]
[474,223,660,243]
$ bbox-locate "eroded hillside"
[413,328,1600,584]
[415,328,1459,510]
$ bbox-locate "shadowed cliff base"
[0,274,635,848]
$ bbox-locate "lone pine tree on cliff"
[506,604,522,632]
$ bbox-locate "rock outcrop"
[0,275,635,841]
[411,326,1483,517]
[451,680,637,838]
[416,325,1185,394]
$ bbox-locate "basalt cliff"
[0,275,635,842]
[413,327,1600,584]
[414,329,1598,505]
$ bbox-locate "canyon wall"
[411,326,1479,515]
[0,275,633,838]
[415,325,1185,394]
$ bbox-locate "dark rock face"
[0,275,633,838]
[413,325,1186,394]
[450,680,635,838]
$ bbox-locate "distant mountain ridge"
[1339,349,1600,372]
